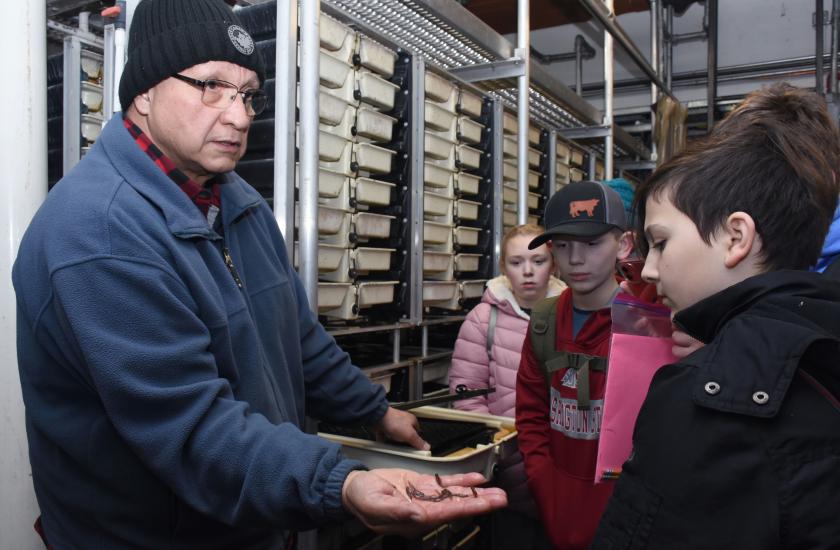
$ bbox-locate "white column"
[0,1,47,548]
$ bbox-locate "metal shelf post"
[409,56,426,325]
[273,0,298,255]
[491,100,504,274]
[298,0,320,312]
[62,36,82,175]
[517,0,530,225]
[604,0,615,180]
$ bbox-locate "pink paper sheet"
[596,333,677,482]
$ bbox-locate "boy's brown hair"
[633,83,840,271]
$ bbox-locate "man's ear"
[132,91,152,116]
[616,230,634,261]
[722,211,757,268]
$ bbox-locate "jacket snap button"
[752,391,770,404]
[704,381,721,395]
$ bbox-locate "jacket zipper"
[222,246,244,289]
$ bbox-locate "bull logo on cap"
[569,199,600,218]
[228,25,255,55]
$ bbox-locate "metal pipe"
[818,0,825,94]
[78,11,90,32]
[583,52,840,95]
[298,0,320,312]
[707,0,718,131]
[2,0,47,545]
[604,0,615,180]
[671,30,706,44]
[666,5,674,90]
[547,130,557,197]
[832,0,840,93]
[410,58,426,324]
[112,1,127,113]
[517,0,530,225]
[575,35,585,95]
[578,0,676,101]
[273,1,298,259]
[103,24,115,121]
[650,0,660,162]
[62,37,82,174]
[491,100,504,276]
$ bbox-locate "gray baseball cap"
[528,180,627,249]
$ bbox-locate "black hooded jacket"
[592,270,840,550]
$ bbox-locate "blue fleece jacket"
[13,116,388,549]
[816,201,840,272]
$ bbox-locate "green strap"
[530,297,607,410]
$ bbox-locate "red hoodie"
[516,288,614,550]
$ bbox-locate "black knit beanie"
[119,0,266,112]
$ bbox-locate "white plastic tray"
[81,49,103,81]
[319,14,354,53]
[423,281,458,303]
[456,199,481,221]
[357,280,398,307]
[423,251,454,274]
[528,169,541,189]
[317,282,354,311]
[425,101,456,132]
[502,184,517,205]
[503,209,517,226]
[355,70,400,110]
[319,106,354,141]
[353,212,395,240]
[556,161,570,180]
[528,147,542,169]
[502,111,517,135]
[318,130,352,162]
[295,163,347,199]
[318,406,518,478]
[454,172,481,196]
[424,192,454,217]
[570,148,585,166]
[352,177,394,207]
[81,81,103,112]
[295,204,349,236]
[529,125,541,146]
[315,90,353,126]
[502,136,517,158]
[352,247,395,272]
[356,36,397,78]
[424,162,455,189]
[354,107,397,142]
[460,279,487,300]
[556,141,571,163]
[502,160,517,182]
[570,167,585,182]
[424,71,457,104]
[528,192,541,210]
[424,220,454,245]
[293,242,347,273]
[455,253,482,273]
[458,89,483,119]
[425,131,456,161]
[353,142,395,174]
[454,226,481,247]
[457,117,484,145]
[456,144,482,170]
[81,113,103,142]
[318,51,353,89]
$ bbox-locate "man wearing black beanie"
[12,1,506,548]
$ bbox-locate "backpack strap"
[486,304,498,360]
[529,296,607,410]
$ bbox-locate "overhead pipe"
[517,0,529,225]
[604,0,615,180]
[582,53,840,95]
[578,0,677,101]
[832,0,839,93]
[817,0,825,94]
[650,0,660,162]
[707,0,718,131]
[665,5,674,89]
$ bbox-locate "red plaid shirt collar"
[123,116,221,225]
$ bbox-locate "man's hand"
[671,329,704,359]
[341,469,507,537]
[376,407,430,451]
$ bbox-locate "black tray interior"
[319,417,496,457]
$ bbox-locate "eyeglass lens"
[202,80,267,116]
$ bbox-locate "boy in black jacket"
[592,83,840,549]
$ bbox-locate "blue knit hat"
[604,178,635,223]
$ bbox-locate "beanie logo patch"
[228,25,255,55]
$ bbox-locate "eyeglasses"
[172,74,267,117]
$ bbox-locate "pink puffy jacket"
[449,275,565,513]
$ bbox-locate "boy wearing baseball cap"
[516,180,632,549]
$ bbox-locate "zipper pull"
[222,246,243,289]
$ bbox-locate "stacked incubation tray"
[421,71,491,311]
[568,143,587,183]
[46,49,104,188]
[237,8,405,321]
[554,137,573,192]
[501,111,545,235]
